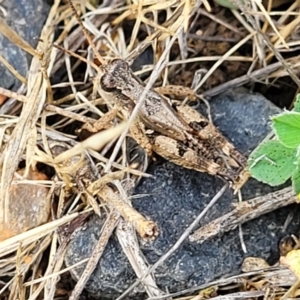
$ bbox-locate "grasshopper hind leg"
[176,105,247,167]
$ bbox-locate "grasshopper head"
[100,59,131,92]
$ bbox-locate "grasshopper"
[67,1,249,192]
[98,59,248,191]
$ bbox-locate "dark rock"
[65,89,300,299]
[0,0,50,91]
[131,46,153,72]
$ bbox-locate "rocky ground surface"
[65,89,300,299]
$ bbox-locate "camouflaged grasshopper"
[67,1,249,192]
[98,59,249,191]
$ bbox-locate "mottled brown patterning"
[99,59,249,191]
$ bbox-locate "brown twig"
[189,187,296,243]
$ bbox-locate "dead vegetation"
[0,0,300,299]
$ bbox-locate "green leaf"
[272,111,300,148]
[293,94,300,113]
[248,140,296,186]
[292,168,300,196]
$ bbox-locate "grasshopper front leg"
[130,120,153,157]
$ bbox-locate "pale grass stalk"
[252,0,288,48]
[0,212,80,256]
[25,258,89,287]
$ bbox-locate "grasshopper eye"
[100,74,116,92]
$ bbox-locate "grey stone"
[65,89,300,299]
[0,0,50,90]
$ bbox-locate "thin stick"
[189,187,296,243]
[238,190,247,254]
[44,104,98,124]
[0,87,27,102]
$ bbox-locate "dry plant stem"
[6,236,52,299]
[53,123,127,163]
[114,179,164,297]
[86,168,146,194]
[0,18,37,58]
[52,13,107,74]
[116,184,228,300]
[52,1,117,73]
[0,87,27,102]
[116,219,166,299]
[252,0,287,48]
[198,8,242,35]
[29,233,71,300]
[104,28,182,172]
[98,185,158,240]
[0,36,53,222]
[69,211,120,300]
[53,88,92,105]
[39,213,93,299]
[0,212,80,257]
[45,104,98,124]
[0,54,27,85]
[281,279,300,300]
[237,191,247,253]
[52,143,151,241]
[149,267,294,300]
[189,187,296,243]
[82,188,101,217]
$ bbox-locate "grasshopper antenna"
[68,0,106,67]
[53,43,100,71]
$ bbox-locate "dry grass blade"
[202,56,300,97]
[53,122,128,162]
[0,55,27,85]
[0,37,53,222]
[116,220,165,298]
[0,212,79,257]
[0,18,38,58]
[234,0,300,88]
[0,87,27,102]
[193,32,255,92]
[252,0,288,48]
[68,0,106,66]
